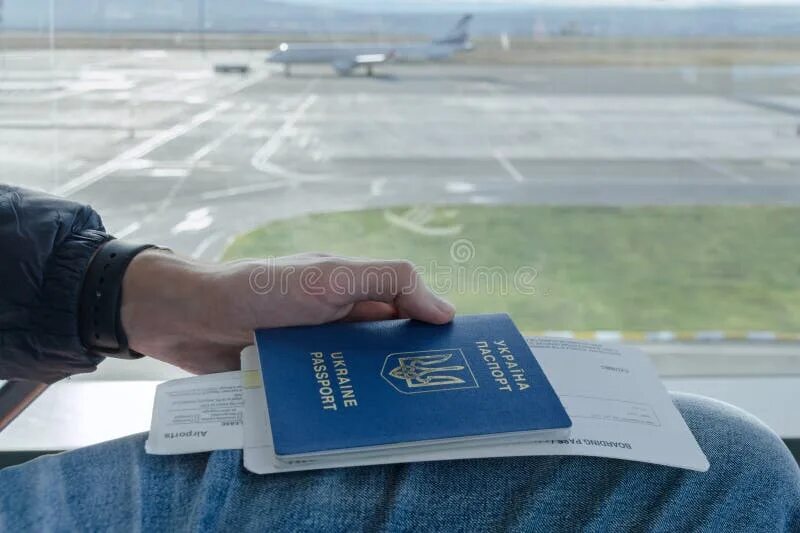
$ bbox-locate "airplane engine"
[332,60,356,76]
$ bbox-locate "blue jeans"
[1,393,798,532]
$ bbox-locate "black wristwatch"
[79,239,159,359]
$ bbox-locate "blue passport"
[256,313,571,457]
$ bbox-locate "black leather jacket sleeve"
[0,185,110,383]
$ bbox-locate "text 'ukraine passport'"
[256,313,571,460]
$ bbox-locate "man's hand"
[121,251,455,374]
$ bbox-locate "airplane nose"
[266,43,289,63]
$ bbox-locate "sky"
[283,0,800,11]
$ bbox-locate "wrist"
[121,250,211,357]
[80,240,161,359]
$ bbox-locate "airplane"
[265,14,473,77]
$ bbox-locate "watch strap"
[79,240,158,359]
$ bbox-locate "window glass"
[2,1,799,389]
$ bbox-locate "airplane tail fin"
[433,14,472,47]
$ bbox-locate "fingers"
[341,259,455,325]
[342,301,399,322]
[396,284,455,325]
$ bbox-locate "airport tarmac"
[3,49,800,450]
[1,49,799,260]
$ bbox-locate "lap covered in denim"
[1,392,798,532]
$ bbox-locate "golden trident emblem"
[388,353,467,389]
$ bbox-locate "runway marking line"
[384,208,462,237]
[187,104,268,164]
[171,207,214,235]
[251,91,318,173]
[53,101,233,197]
[693,158,752,184]
[492,149,525,183]
[52,71,269,198]
[370,178,387,196]
[191,231,225,259]
[200,181,289,200]
[114,221,142,239]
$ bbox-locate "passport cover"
[256,313,571,456]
